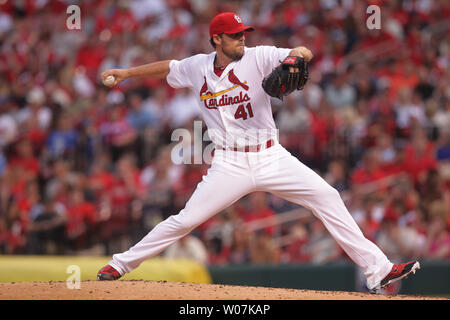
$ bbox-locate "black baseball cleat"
[97,265,122,280]
[371,260,420,293]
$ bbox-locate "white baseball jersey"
[166,46,291,148]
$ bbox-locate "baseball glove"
[262,56,309,100]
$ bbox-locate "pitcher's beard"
[223,47,244,61]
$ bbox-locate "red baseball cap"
[209,12,255,38]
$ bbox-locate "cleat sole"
[380,261,420,289]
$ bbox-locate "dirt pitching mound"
[0,281,445,300]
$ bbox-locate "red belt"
[216,139,275,152]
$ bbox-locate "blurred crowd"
[0,0,449,266]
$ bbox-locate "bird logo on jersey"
[200,69,250,109]
[228,69,248,90]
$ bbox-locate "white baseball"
[103,75,115,86]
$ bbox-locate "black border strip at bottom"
[0,300,446,318]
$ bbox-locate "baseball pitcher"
[97,12,419,292]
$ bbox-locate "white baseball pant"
[108,143,393,290]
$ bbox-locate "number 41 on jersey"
[234,103,254,120]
